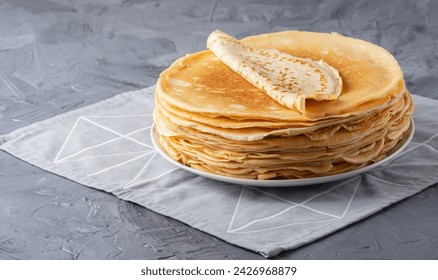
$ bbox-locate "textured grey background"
[0,0,437,259]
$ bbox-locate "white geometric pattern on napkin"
[53,114,178,188]
[228,176,361,234]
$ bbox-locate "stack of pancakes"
[154,31,414,180]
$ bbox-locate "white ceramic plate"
[151,118,414,187]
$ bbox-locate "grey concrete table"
[1,0,437,259]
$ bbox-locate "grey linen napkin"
[1,86,437,257]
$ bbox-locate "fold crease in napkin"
[1,86,437,257]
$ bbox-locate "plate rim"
[151,117,415,187]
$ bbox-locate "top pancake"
[157,31,404,121]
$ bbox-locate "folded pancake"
[207,30,342,113]
[153,30,414,180]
